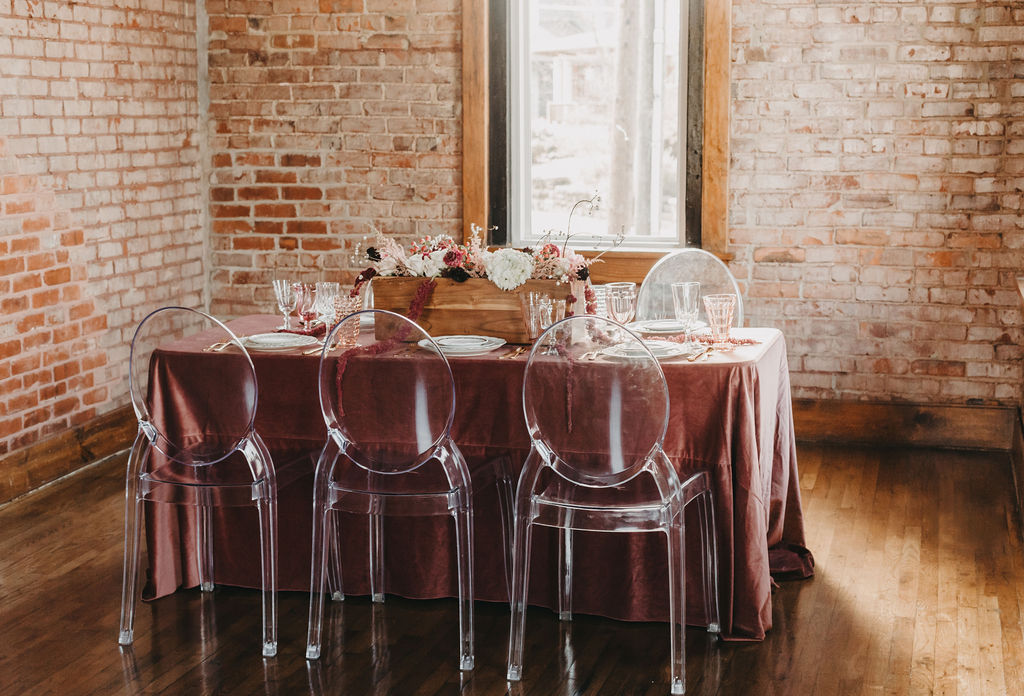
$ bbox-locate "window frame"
[461,0,731,279]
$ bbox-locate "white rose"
[406,248,447,277]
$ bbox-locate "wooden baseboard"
[793,399,1016,452]
[0,405,136,505]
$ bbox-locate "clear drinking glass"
[315,282,340,326]
[671,282,700,347]
[520,293,567,342]
[294,283,319,330]
[605,282,637,325]
[272,279,297,330]
[703,293,736,346]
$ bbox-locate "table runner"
[142,315,812,641]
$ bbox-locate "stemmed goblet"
[294,283,319,331]
[272,279,297,330]
[605,282,637,337]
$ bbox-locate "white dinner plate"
[627,319,707,334]
[241,333,320,351]
[602,339,691,361]
[418,335,507,357]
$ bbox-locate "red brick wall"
[0,1,203,458]
[729,0,1024,405]
[206,0,462,317]
[0,137,107,455]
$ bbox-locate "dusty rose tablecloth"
[143,315,812,641]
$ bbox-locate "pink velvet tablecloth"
[143,315,813,641]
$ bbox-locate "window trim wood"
[462,0,730,263]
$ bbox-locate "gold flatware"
[686,346,711,362]
[203,341,231,352]
[499,346,528,360]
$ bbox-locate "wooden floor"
[2,443,1024,695]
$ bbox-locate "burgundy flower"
[443,248,465,267]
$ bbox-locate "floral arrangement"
[352,194,620,293]
[352,224,598,294]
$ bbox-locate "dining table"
[141,314,813,642]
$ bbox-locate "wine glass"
[294,283,319,331]
[605,282,637,326]
[671,282,700,348]
[272,279,297,330]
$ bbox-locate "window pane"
[516,0,683,245]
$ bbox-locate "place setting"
[419,334,508,357]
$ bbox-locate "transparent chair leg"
[327,517,344,602]
[257,490,278,657]
[453,504,475,670]
[118,495,144,646]
[666,521,686,696]
[506,514,535,682]
[698,492,721,634]
[118,432,148,646]
[557,524,573,621]
[495,469,515,603]
[306,506,331,660]
[369,503,385,603]
[197,490,215,592]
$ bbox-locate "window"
[507,0,693,249]
[462,0,730,262]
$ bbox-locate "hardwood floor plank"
[5,444,1024,695]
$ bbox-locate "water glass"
[272,279,297,330]
[519,292,567,341]
[605,282,637,325]
[315,281,340,325]
[332,294,362,347]
[671,282,700,347]
[703,293,736,346]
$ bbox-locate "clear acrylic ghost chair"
[506,315,719,695]
[636,248,744,327]
[306,309,476,670]
[118,306,278,657]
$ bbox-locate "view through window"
[509,0,688,248]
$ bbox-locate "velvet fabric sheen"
[142,315,812,641]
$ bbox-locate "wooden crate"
[372,277,570,344]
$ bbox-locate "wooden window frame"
[461,0,731,282]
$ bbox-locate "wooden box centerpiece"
[372,276,568,344]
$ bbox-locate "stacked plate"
[241,333,320,352]
[418,335,507,357]
[602,339,691,361]
[627,319,707,335]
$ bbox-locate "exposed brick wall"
[0,137,107,456]
[206,0,462,317]
[0,2,203,460]
[729,0,1024,406]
